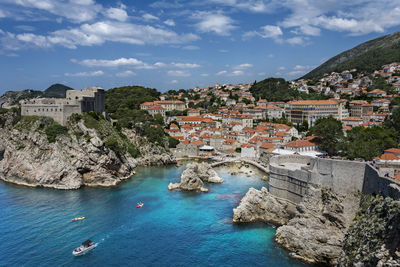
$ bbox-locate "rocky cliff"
[275,186,358,266]
[339,195,400,266]
[0,110,174,189]
[168,162,223,192]
[122,128,175,166]
[233,187,296,225]
[233,185,360,266]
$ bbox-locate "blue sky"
[0,0,400,94]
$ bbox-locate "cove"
[0,165,309,266]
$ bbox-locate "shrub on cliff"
[168,136,179,148]
[45,123,68,143]
[105,137,122,155]
[340,195,400,266]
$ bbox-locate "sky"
[0,0,400,94]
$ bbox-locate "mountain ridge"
[302,30,400,80]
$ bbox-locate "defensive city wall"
[269,155,400,204]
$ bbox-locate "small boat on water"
[72,240,97,256]
[72,217,85,221]
[136,202,144,208]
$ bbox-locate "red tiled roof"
[342,117,363,121]
[192,140,204,146]
[284,139,317,148]
[385,148,400,154]
[260,142,274,149]
[375,153,399,161]
[287,100,338,105]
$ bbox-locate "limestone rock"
[233,187,295,225]
[197,162,224,183]
[168,162,223,192]
[275,186,354,266]
[168,163,208,192]
[339,195,400,267]
[0,114,139,189]
[123,129,176,166]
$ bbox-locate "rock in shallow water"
[168,162,223,192]
[232,187,295,225]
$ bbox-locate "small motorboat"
[136,202,144,208]
[72,240,97,256]
[72,217,85,221]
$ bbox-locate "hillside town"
[140,63,400,178]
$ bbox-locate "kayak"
[136,203,144,208]
[72,217,85,221]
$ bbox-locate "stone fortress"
[21,87,105,125]
[269,155,400,204]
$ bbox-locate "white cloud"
[3,20,200,50]
[0,10,6,18]
[183,45,199,50]
[243,25,282,39]
[286,36,307,45]
[286,65,315,77]
[105,7,128,22]
[171,79,179,84]
[293,65,314,71]
[16,33,51,48]
[201,73,209,77]
[14,25,36,31]
[193,11,236,36]
[258,72,266,76]
[219,49,228,53]
[116,70,136,77]
[208,0,278,13]
[75,57,153,69]
[216,70,244,76]
[278,66,286,70]
[154,62,167,68]
[233,63,253,69]
[150,1,183,9]
[167,70,191,77]
[280,0,400,36]
[171,62,201,68]
[142,13,159,21]
[164,19,175,26]
[11,0,102,23]
[231,70,244,76]
[65,70,104,77]
[217,70,228,76]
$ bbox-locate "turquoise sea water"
[0,165,309,266]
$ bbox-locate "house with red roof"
[367,89,387,98]
[342,117,363,127]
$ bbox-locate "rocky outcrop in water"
[168,162,223,192]
[0,111,174,189]
[339,195,400,267]
[275,186,354,266]
[233,187,295,225]
[0,115,136,189]
[233,185,361,266]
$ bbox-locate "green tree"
[343,126,397,160]
[390,107,400,132]
[308,116,344,155]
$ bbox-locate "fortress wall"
[362,164,400,199]
[269,164,310,204]
[62,105,82,125]
[270,154,313,165]
[268,155,400,204]
[308,158,366,195]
